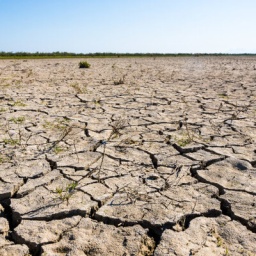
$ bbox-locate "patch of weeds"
[210,227,229,253]
[3,138,19,145]
[43,119,68,130]
[15,79,22,85]
[55,187,63,195]
[94,118,127,181]
[196,134,210,143]
[0,78,10,87]
[0,108,6,112]
[174,133,193,147]
[43,121,54,129]
[55,182,78,205]
[93,98,101,106]
[27,69,33,77]
[87,118,127,182]
[114,76,125,85]
[70,82,87,94]
[12,101,26,107]
[0,155,10,163]
[79,61,90,68]
[108,118,127,140]
[216,236,223,247]
[9,116,25,124]
[177,136,193,147]
[174,116,210,146]
[120,137,137,145]
[63,116,70,122]
[53,145,65,154]
[1,83,10,87]
[43,121,57,130]
[218,93,228,99]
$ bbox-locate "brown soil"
[0,57,255,255]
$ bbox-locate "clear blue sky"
[1,0,256,53]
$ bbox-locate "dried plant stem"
[97,142,106,182]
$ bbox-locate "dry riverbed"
[0,57,255,255]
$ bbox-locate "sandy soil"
[0,57,255,255]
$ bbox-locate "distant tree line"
[0,51,256,59]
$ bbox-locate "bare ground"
[0,57,255,256]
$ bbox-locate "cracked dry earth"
[0,57,255,256]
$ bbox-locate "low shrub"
[79,61,90,68]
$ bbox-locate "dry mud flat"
[0,57,255,256]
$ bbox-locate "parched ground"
[0,57,255,256]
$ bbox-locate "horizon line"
[1,51,256,55]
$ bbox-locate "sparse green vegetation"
[43,119,68,130]
[1,83,10,87]
[79,61,90,68]
[9,116,25,124]
[225,247,229,256]
[55,182,78,205]
[114,77,125,85]
[176,135,193,147]
[53,145,65,154]
[1,51,256,59]
[218,93,228,99]
[12,101,26,107]
[3,138,19,145]
[93,98,101,106]
[216,236,223,247]
[0,155,10,163]
[70,82,87,94]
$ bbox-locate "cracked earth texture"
[0,57,255,256]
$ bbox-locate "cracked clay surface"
[0,57,255,255]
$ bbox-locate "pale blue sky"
[1,0,256,53]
